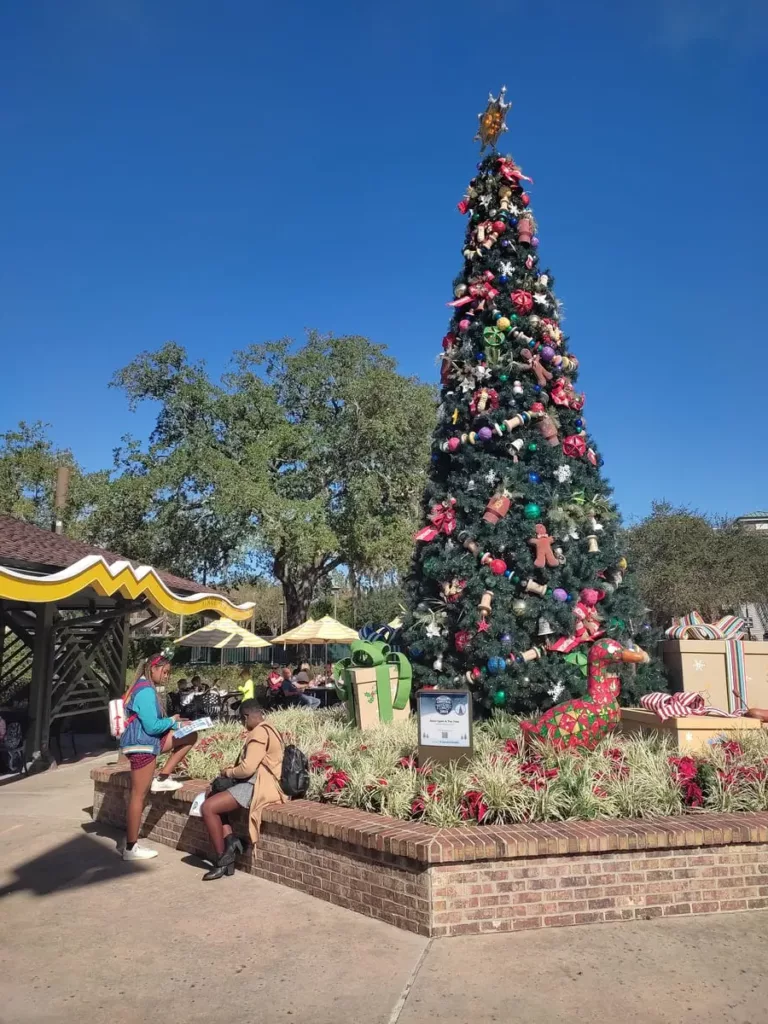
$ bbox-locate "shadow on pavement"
[0,827,150,899]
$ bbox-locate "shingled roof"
[0,515,209,596]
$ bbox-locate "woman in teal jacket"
[118,654,199,861]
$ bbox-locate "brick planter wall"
[92,766,768,937]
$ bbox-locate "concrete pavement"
[1,756,766,1024]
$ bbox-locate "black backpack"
[280,743,310,798]
[264,724,309,799]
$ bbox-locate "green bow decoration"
[564,650,589,677]
[333,639,412,724]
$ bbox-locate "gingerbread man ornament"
[529,524,559,568]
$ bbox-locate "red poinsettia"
[411,782,441,817]
[520,758,559,791]
[460,789,489,823]
[309,751,332,772]
[324,770,349,795]
[503,738,520,757]
[668,756,704,807]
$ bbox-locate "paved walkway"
[1,756,766,1024]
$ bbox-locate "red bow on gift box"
[447,271,498,310]
[414,497,457,542]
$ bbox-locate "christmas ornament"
[525,579,547,597]
[496,316,511,331]
[474,86,511,151]
[529,524,559,568]
[538,617,554,636]
[528,471,540,484]
[517,216,534,244]
[512,379,523,396]
[483,493,511,525]
[552,588,569,602]
[469,387,499,415]
[476,618,491,633]
[554,464,572,483]
[440,578,467,603]
[500,632,513,648]
[521,640,648,751]
[489,558,507,576]
[487,656,506,675]
[512,599,528,615]
[527,441,538,453]
[586,534,599,553]
[493,689,507,706]
[455,630,472,652]
[523,502,541,520]
[562,434,587,459]
[511,290,534,314]
[414,497,458,541]
[478,590,493,620]
[433,656,443,672]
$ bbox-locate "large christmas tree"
[404,90,663,713]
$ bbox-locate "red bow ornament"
[447,271,498,312]
[497,157,533,185]
[550,379,585,411]
[511,290,534,315]
[562,434,587,459]
[414,497,458,542]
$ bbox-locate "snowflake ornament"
[485,469,499,485]
[554,465,572,484]
[548,681,565,701]
[425,622,443,638]
[474,364,492,381]
[479,193,493,209]
[498,260,515,277]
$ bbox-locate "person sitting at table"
[236,666,255,702]
[178,677,195,709]
[281,666,320,709]
[199,698,287,880]
[266,666,282,694]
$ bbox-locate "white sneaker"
[122,842,158,861]
[151,777,183,793]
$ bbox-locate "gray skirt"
[228,776,255,808]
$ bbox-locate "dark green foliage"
[404,153,665,713]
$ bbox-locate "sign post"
[417,689,473,767]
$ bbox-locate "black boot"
[202,845,237,881]
[224,834,244,856]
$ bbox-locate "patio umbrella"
[175,616,272,663]
[272,618,319,644]
[302,615,358,644]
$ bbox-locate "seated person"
[178,678,195,709]
[266,666,282,693]
[236,666,255,702]
[280,666,320,709]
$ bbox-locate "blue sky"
[2,0,766,522]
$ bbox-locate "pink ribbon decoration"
[497,157,533,184]
[414,497,457,543]
[550,379,585,411]
[447,272,498,310]
[640,692,742,721]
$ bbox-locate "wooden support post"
[26,603,56,770]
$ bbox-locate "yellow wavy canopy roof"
[0,555,255,621]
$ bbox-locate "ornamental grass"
[181,708,768,826]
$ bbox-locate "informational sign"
[417,689,473,766]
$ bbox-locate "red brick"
[574,912,604,924]
[691,901,719,913]
[543,914,576,928]
[719,899,748,912]
[747,898,768,909]
[663,903,691,916]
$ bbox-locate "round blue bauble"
[574,418,583,429]
[500,633,513,648]
[476,352,485,361]
[528,472,540,484]
[499,275,508,283]
[511,217,518,225]
[487,656,506,675]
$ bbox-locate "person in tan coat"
[199,698,287,881]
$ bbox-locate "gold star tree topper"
[474,87,511,151]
